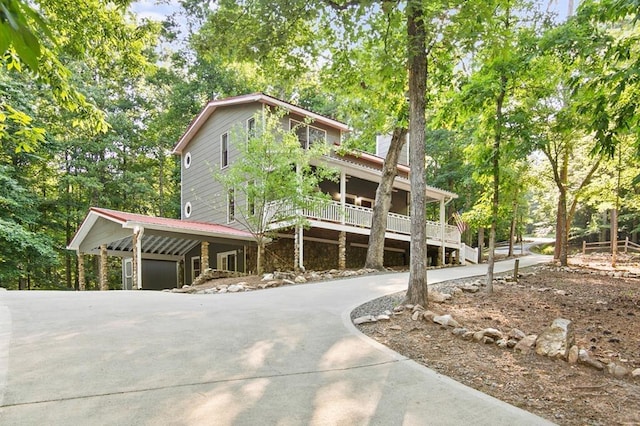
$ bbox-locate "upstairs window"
[221,132,229,168]
[227,188,235,223]
[290,119,326,149]
[247,117,256,140]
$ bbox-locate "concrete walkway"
[0,255,554,425]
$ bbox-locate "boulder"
[282,279,295,285]
[432,314,461,328]
[421,310,437,321]
[451,327,468,336]
[429,291,452,303]
[261,273,274,281]
[294,275,307,283]
[578,349,605,370]
[607,362,630,378]
[508,328,526,340]
[227,284,243,293]
[353,315,377,325]
[514,335,538,354]
[567,345,580,364]
[535,318,575,359]
[460,284,480,293]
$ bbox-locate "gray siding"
[376,134,409,166]
[181,103,259,226]
[181,103,343,231]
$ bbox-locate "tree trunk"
[257,240,264,275]
[557,188,568,266]
[486,73,508,292]
[365,127,407,270]
[611,208,618,267]
[477,227,484,263]
[405,0,429,306]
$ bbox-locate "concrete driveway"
[0,255,553,425]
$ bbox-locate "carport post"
[99,244,108,291]
[133,226,144,290]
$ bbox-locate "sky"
[131,0,577,25]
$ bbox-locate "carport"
[67,207,256,290]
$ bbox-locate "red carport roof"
[67,207,256,258]
[90,207,254,238]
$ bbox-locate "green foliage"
[0,165,58,288]
[215,109,337,241]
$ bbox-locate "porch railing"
[265,198,460,245]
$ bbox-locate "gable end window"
[221,133,229,168]
[227,188,235,223]
[290,119,326,149]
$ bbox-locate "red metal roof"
[90,207,254,238]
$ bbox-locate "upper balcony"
[265,198,461,247]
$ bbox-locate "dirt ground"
[357,253,640,426]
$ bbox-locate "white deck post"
[340,170,346,225]
[133,226,144,290]
[440,198,446,265]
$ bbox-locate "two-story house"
[68,93,477,290]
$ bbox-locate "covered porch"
[67,207,255,290]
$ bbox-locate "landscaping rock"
[607,362,630,378]
[227,284,243,293]
[514,335,538,354]
[411,311,422,321]
[376,314,391,321]
[429,291,452,303]
[631,368,640,378]
[508,328,526,340]
[535,318,575,359]
[353,315,377,325]
[568,345,579,364]
[261,273,274,281]
[432,314,461,328]
[578,349,605,370]
[294,275,307,283]
[452,327,468,336]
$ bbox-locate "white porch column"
[440,198,446,265]
[133,226,144,290]
[340,170,346,224]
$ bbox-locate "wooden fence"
[582,237,640,254]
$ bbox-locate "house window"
[217,250,237,272]
[221,133,229,168]
[290,119,326,149]
[191,256,201,281]
[247,180,255,216]
[227,188,235,223]
[247,117,256,140]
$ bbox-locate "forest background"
[1,0,638,290]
